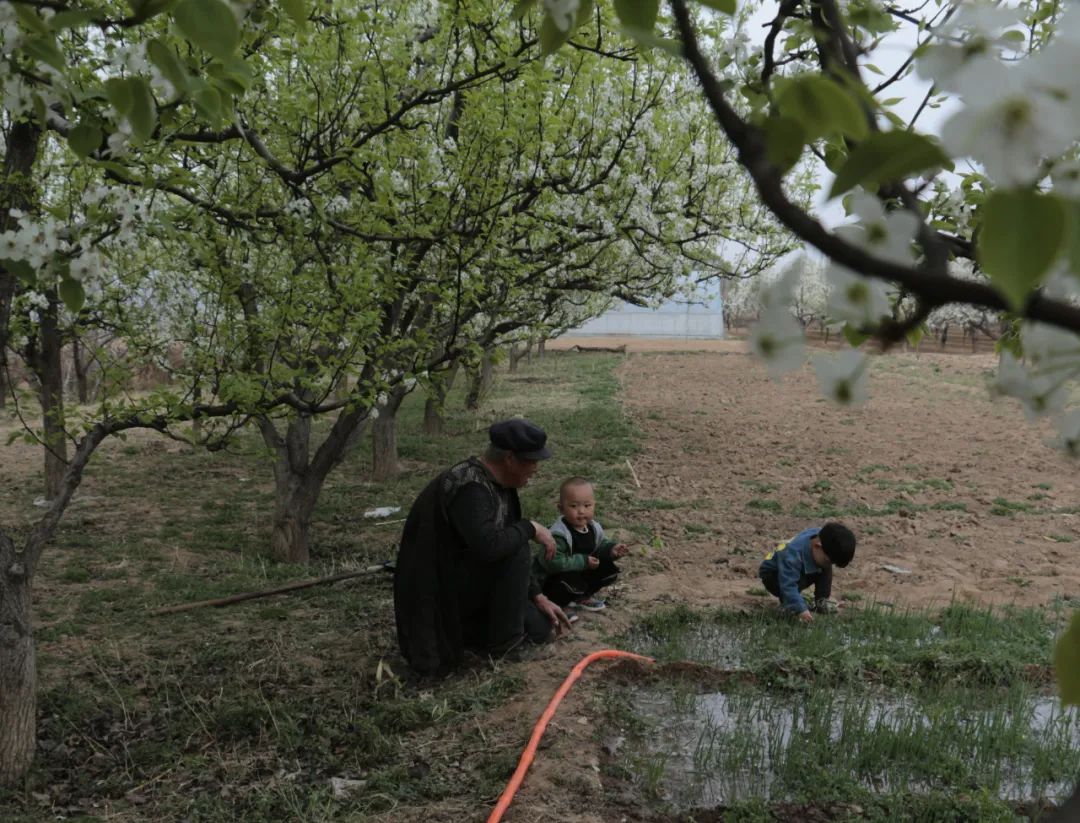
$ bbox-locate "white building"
[569,293,725,339]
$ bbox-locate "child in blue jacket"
[759,523,856,623]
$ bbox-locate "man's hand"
[612,543,629,559]
[586,555,600,570]
[534,593,572,636]
[798,610,814,624]
[531,521,557,561]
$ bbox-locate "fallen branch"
[150,565,390,616]
[570,344,627,353]
[626,458,642,489]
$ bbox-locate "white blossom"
[1057,410,1080,456]
[825,263,892,326]
[993,351,1068,420]
[543,0,580,32]
[749,304,805,378]
[813,349,869,406]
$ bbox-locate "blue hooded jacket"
[758,526,823,613]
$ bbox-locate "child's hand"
[586,555,600,570]
[798,610,814,624]
[612,543,629,559]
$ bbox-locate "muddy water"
[630,685,1080,810]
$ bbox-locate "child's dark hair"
[819,522,856,567]
[558,476,592,501]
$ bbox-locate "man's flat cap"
[488,418,552,460]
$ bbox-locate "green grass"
[609,602,1075,819]
[1,351,642,821]
[746,499,782,513]
[621,602,1062,689]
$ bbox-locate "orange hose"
[486,649,654,823]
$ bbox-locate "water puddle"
[628,685,1080,809]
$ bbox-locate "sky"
[739,1,960,228]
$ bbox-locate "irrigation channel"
[600,603,1080,816]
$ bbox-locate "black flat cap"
[489,418,552,460]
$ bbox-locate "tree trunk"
[508,341,532,373]
[464,355,494,411]
[262,415,316,564]
[537,338,546,358]
[0,422,109,787]
[0,121,43,414]
[191,385,203,441]
[0,528,35,787]
[72,336,89,404]
[269,479,318,564]
[371,384,411,480]
[423,362,459,436]
[259,402,372,564]
[38,291,67,501]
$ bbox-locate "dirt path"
[487,341,1080,822]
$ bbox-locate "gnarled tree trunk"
[36,291,67,500]
[259,400,372,564]
[72,335,90,404]
[423,362,459,436]
[0,420,111,786]
[262,415,316,564]
[0,527,35,787]
[371,384,412,480]
[464,354,494,412]
[508,340,532,373]
[0,120,42,413]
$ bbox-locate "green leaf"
[21,35,66,71]
[695,0,737,14]
[1,258,36,285]
[1055,612,1080,706]
[615,0,659,30]
[173,0,240,60]
[539,12,571,55]
[761,115,805,174]
[105,77,133,115]
[905,324,925,348]
[207,56,254,94]
[279,0,306,28]
[59,278,86,313]
[192,85,226,122]
[147,38,191,94]
[775,74,868,141]
[511,0,536,19]
[977,189,1068,311]
[1067,204,1080,280]
[128,0,176,20]
[842,324,870,347]
[829,130,949,198]
[68,122,102,158]
[49,10,97,30]
[126,77,157,143]
[619,25,682,56]
[13,5,49,34]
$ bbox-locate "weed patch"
[607,603,1074,818]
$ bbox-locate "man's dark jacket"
[394,457,537,674]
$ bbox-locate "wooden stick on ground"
[626,458,642,489]
[569,344,627,353]
[150,566,389,616]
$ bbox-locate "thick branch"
[669,0,1080,335]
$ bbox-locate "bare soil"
[478,337,1080,822]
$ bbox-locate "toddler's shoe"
[577,596,606,612]
[810,597,839,614]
